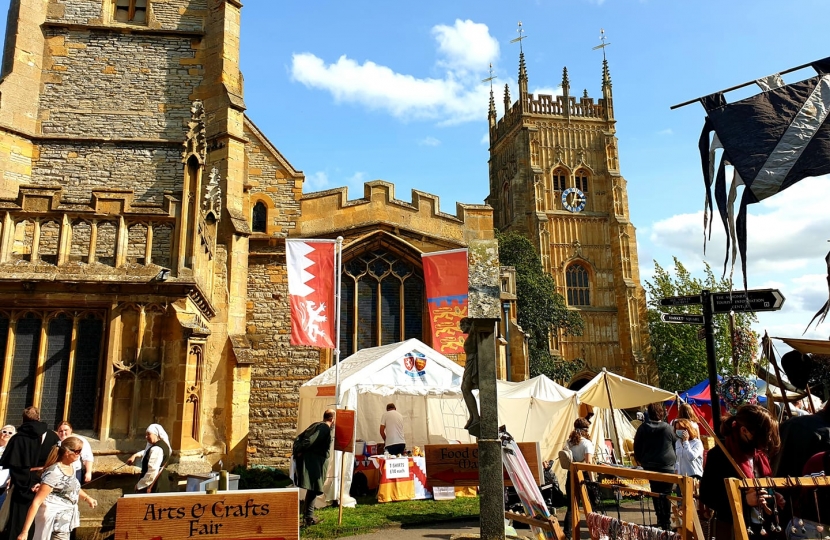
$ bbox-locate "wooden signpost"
[115,489,299,540]
[659,288,785,435]
[424,442,541,487]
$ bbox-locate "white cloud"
[432,20,499,73]
[649,176,830,279]
[657,128,674,136]
[345,171,368,192]
[303,171,329,192]
[531,86,562,98]
[480,132,490,145]
[290,20,501,125]
[419,136,441,147]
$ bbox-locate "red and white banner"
[421,249,468,355]
[286,239,336,348]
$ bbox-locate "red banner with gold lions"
[421,249,468,354]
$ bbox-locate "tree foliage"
[644,258,759,393]
[496,231,584,380]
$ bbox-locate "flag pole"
[670,58,823,110]
[334,236,343,407]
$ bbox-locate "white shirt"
[136,446,164,491]
[569,437,595,463]
[674,437,704,477]
[380,410,405,446]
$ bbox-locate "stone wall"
[31,143,183,203]
[39,29,201,140]
[246,248,320,467]
[244,121,303,238]
[47,0,208,31]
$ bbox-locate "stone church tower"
[486,50,654,384]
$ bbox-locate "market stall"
[297,339,473,506]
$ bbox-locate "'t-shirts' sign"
[114,489,299,540]
[385,458,410,479]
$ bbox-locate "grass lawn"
[300,495,481,539]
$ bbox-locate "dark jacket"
[772,411,830,477]
[633,420,676,473]
[294,421,332,494]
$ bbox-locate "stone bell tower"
[486,43,654,384]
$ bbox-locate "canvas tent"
[494,376,638,485]
[297,339,474,505]
[496,376,579,482]
[578,370,675,463]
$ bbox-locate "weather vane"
[592,28,611,60]
[509,21,526,53]
[482,63,497,88]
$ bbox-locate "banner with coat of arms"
[421,249,468,354]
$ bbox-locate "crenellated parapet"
[297,180,493,245]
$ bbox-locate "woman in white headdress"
[126,424,172,493]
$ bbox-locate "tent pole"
[601,369,622,464]
[763,332,792,420]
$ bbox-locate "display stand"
[724,476,830,540]
[571,462,703,540]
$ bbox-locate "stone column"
[467,240,504,540]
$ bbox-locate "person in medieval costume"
[293,409,334,527]
[0,407,61,540]
[126,424,172,493]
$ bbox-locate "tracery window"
[252,201,267,233]
[0,310,105,430]
[552,171,567,192]
[575,171,589,193]
[115,0,147,23]
[566,263,591,306]
[340,250,424,358]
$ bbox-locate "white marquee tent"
[297,339,474,505]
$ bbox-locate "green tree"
[496,231,584,380]
[644,258,759,393]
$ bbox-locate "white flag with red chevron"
[286,239,336,348]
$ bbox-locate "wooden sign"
[424,442,541,487]
[115,489,299,540]
[334,409,355,453]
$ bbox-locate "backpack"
[558,447,573,470]
[292,422,323,457]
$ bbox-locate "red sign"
[334,409,355,453]
[421,249,468,354]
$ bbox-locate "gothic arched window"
[575,170,589,193]
[340,250,424,358]
[552,170,567,192]
[251,201,267,233]
[566,263,591,306]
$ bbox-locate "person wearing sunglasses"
[15,436,97,540]
[55,422,93,485]
[0,425,16,460]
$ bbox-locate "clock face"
[562,187,587,213]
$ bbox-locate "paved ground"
[339,501,675,540]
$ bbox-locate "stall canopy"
[577,370,675,462]
[297,339,474,505]
[496,376,579,459]
[577,370,675,409]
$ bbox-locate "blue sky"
[3,0,830,345]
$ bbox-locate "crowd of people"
[555,396,830,540]
[0,407,172,540]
